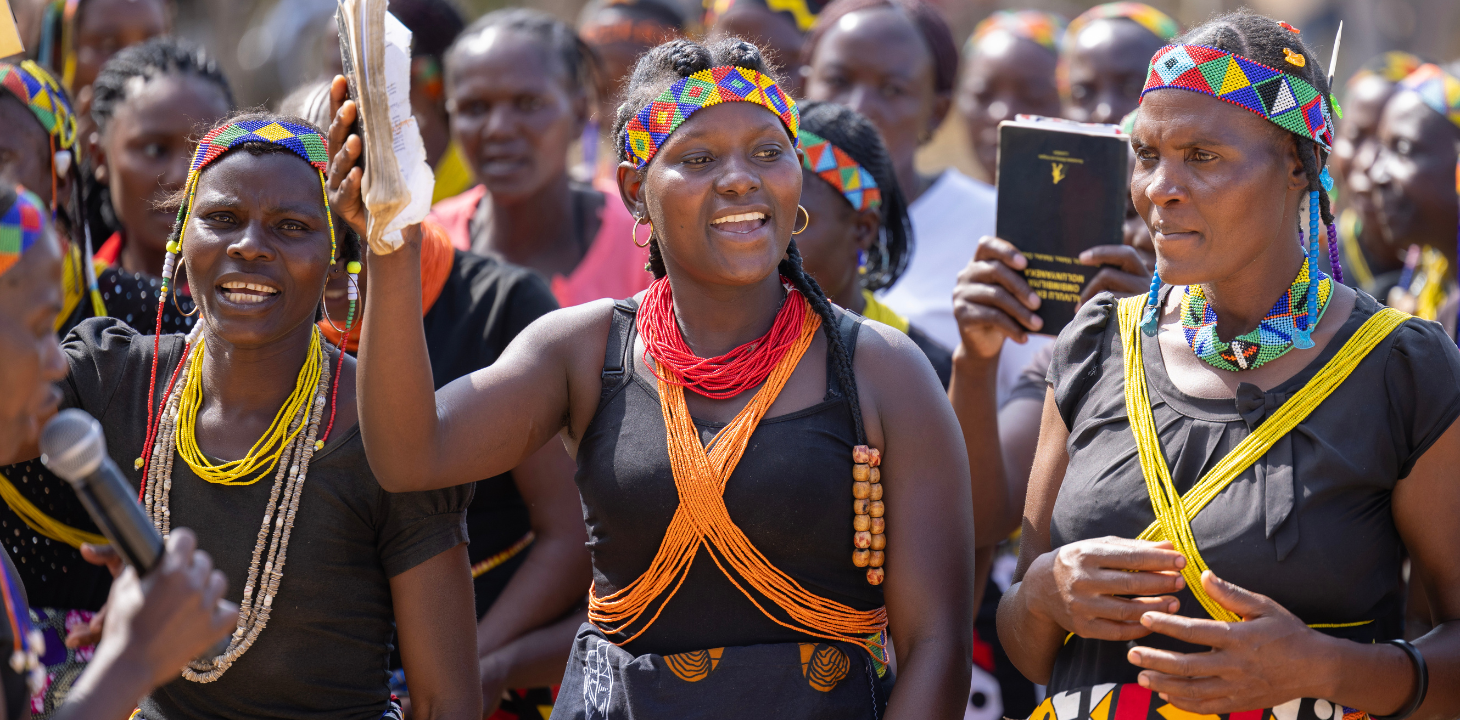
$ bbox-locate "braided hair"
[85,37,234,245]
[797,100,911,291]
[446,8,599,97]
[615,38,867,442]
[1176,11,1335,231]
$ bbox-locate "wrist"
[1020,552,1059,626]
[1317,634,1412,713]
[953,342,1002,371]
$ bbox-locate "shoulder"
[1047,293,1121,427]
[853,314,944,381]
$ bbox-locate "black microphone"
[39,409,164,574]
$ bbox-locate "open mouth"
[709,211,768,234]
[218,281,281,306]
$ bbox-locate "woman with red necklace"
[338,38,974,718]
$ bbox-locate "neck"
[118,235,166,277]
[198,321,318,420]
[893,154,926,206]
[480,174,580,272]
[830,281,864,314]
[665,271,788,358]
[1200,241,1308,340]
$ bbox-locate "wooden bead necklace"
[849,444,886,585]
[143,323,330,683]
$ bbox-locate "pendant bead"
[868,467,880,484]
[853,531,872,548]
[853,514,871,532]
[853,498,869,514]
[870,517,885,534]
[852,481,871,499]
[870,533,885,551]
[853,549,870,567]
[866,568,884,585]
[852,464,870,481]
[868,550,884,568]
[868,501,884,518]
[869,483,882,501]
[852,445,871,464]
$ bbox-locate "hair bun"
[664,39,713,77]
[721,39,764,70]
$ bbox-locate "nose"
[1141,155,1188,208]
[1365,146,1394,190]
[41,336,65,384]
[161,147,190,190]
[714,152,761,197]
[227,219,277,262]
[842,85,876,121]
[483,102,517,140]
[1351,139,1383,192]
[986,98,1011,123]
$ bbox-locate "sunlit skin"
[0,225,65,465]
[338,84,977,718]
[957,31,1061,179]
[581,8,678,114]
[804,8,947,203]
[91,74,232,277]
[706,5,805,98]
[0,95,68,209]
[996,87,1460,718]
[1366,90,1460,265]
[1063,18,1166,124]
[1332,75,1405,272]
[794,168,880,312]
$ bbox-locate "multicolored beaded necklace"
[1180,257,1332,372]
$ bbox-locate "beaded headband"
[1397,64,1460,130]
[969,10,1066,55]
[166,119,337,295]
[624,65,799,168]
[0,187,47,277]
[1066,2,1178,45]
[1141,44,1334,151]
[0,61,77,151]
[1349,51,1423,87]
[799,130,881,212]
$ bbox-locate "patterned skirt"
[1029,683,1374,720]
[550,623,893,720]
[28,608,96,720]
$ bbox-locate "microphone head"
[40,409,106,483]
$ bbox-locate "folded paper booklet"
[995,115,1130,334]
[336,0,434,254]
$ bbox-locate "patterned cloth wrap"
[1396,63,1460,130]
[26,609,94,720]
[623,66,799,169]
[0,60,77,151]
[0,186,47,277]
[551,623,892,719]
[1028,683,1374,720]
[798,130,880,211]
[1066,3,1178,44]
[969,10,1067,54]
[1141,44,1335,151]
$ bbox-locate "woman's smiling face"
[182,149,338,348]
[626,101,802,288]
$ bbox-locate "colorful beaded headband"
[1397,64,1460,130]
[1349,51,1423,86]
[624,65,799,168]
[970,10,1066,55]
[0,60,77,151]
[0,187,47,277]
[1066,2,1178,45]
[166,119,337,295]
[799,130,881,212]
[1141,44,1334,151]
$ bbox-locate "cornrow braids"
[797,100,911,291]
[623,37,866,443]
[447,8,599,98]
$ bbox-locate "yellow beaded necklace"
[173,329,325,486]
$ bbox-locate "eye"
[1395,138,1413,156]
[203,211,236,225]
[753,146,782,160]
[1134,145,1157,161]
[279,220,309,232]
[1070,84,1091,100]
[1189,149,1217,162]
[683,154,713,165]
[143,143,164,159]
[515,94,544,112]
[880,81,907,98]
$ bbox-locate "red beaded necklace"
[637,275,809,400]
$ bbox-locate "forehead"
[1133,88,1287,148]
[1380,90,1459,143]
[192,150,326,211]
[449,28,565,88]
[78,0,167,34]
[1067,19,1164,73]
[0,94,48,152]
[967,34,1056,82]
[111,74,231,133]
[652,101,790,152]
[819,8,929,71]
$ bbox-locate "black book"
[995,116,1130,335]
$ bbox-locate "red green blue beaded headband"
[1397,64,1460,130]
[1066,3,1178,45]
[799,130,881,212]
[1140,44,1334,152]
[0,61,77,152]
[623,65,799,168]
[165,119,337,293]
[0,187,46,277]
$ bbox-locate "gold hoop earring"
[792,205,811,235]
[631,215,653,248]
[171,263,200,317]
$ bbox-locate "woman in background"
[430,9,649,308]
[1059,2,1177,124]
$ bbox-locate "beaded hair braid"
[614,38,867,445]
[1136,11,1342,346]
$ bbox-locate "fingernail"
[1137,674,1150,688]
[1028,292,1042,308]
[1078,251,1091,263]
[1013,254,1027,269]
[1174,555,1186,569]
[1030,316,1044,331]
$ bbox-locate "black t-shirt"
[422,251,560,619]
[60,318,472,720]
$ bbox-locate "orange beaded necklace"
[588,295,889,652]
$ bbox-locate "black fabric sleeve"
[376,482,475,578]
[1004,340,1056,408]
[501,267,561,341]
[906,324,953,390]
[1383,317,1460,479]
[1046,293,1117,430]
[60,317,144,418]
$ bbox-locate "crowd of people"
[0,0,1459,719]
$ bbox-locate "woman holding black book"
[997,12,1460,718]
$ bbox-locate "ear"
[617,160,646,221]
[924,91,953,145]
[1284,136,1309,192]
[851,207,880,253]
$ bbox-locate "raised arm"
[325,78,603,492]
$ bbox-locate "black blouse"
[1044,290,1460,691]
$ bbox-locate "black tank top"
[575,299,885,657]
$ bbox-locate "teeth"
[710,212,766,226]
[220,282,278,294]
[222,291,271,304]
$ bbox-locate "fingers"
[1137,673,1232,712]
[1201,571,1275,619]
[1078,537,1188,573]
[1128,645,1221,678]
[972,236,1027,268]
[328,134,362,191]
[1138,610,1237,648]
[1079,244,1149,275]
[1070,617,1156,642]
[1078,593,1180,625]
[80,542,124,576]
[1081,268,1152,304]
[955,260,1042,325]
